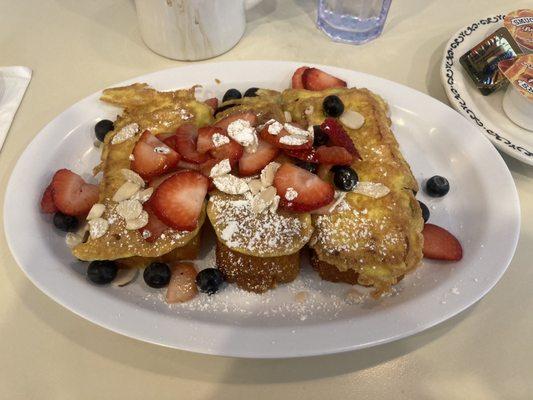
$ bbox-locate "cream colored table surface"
[1,1,532,399]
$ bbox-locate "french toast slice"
[282,87,423,296]
[73,83,213,262]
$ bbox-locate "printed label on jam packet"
[504,9,533,53]
[499,54,533,100]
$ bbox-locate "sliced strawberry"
[422,224,463,261]
[199,158,219,177]
[140,202,170,243]
[209,139,243,166]
[320,118,360,158]
[151,171,208,231]
[50,169,99,216]
[317,164,333,181]
[316,145,354,166]
[148,172,176,190]
[284,148,318,163]
[302,68,347,91]
[273,163,334,212]
[40,183,58,213]
[164,124,209,164]
[258,125,313,151]
[131,131,180,179]
[214,111,258,130]
[196,126,226,154]
[238,140,279,176]
[291,66,309,89]
[203,97,218,113]
[176,160,201,171]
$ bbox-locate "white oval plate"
[441,14,533,166]
[4,61,520,358]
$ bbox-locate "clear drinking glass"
[317,0,392,45]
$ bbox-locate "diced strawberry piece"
[151,171,208,231]
[176,160,201,171]
[156,133,174,141]
[148,172,176,190]
[196,126,226,154]
[302,68,347,91]
[139,202,170,242]
[199,158,219,177]
[203,97,218,113]
[238,140,279,176]
[273,163,334,212]
[40,183,58,213]
[164,124,209,164]
[131,131,180,179]
[316,145,354,166]
[422,224,463,261]
[258,125,313,151]
[291,66,309,89]
[284,148,318,163]
[320,118,361,158]
[50,169,99,216]
[166,262,198,304]
[209,139,243,166]
[214,111,258,130]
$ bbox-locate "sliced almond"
[131,187,154,204]
[116,199,143,221]
[251,186,277,214]
[279,134,309,146]
[269,195,280,213]
[88,218,109,239]
[125,210,149,230]
[209,159,232,178]
[121,169,145,188]
[113,181,141,202]
[247,179,263,195]
[213,175,249,195]
[65,232,83,248]
[111,123,139,144]
[352,182,390,198]
[340,110,365,130]
[86,203,105,220]
[166,262,198,304]
[112,268,139,287]
[328,191,347,213]
[284,111,292,123]
[260,162,281,187]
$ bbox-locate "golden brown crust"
[215,240,300,293]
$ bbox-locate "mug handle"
[244,0,262,10]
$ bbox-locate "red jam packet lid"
[504,9,533,53]
[499,54,533,101]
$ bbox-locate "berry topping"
[316,145,354,166]
[196,126,227,154]
[243,87,259,97]
[139,202,169,242]
[131,130,180,179]
[425,175,450,197]
[214,111,258,130]
[143,262,172,288]
[209,137,243,166]
[87,260,118,285]
[322,95,344,117]
[273,163,335,212]
[422,224,462,261]
[203,97,218,112]
[284,148,319,163]
[49,169,99,216]
[53,212,79,232]
[239,139,279,176]
[150,171,208,231]
[94,119,114,142]
[291,66,309,89]
[332,166,358,191]
[418,200,430,223]
[196,268,225,295]
[163,124,209,164]
[166,262,198,304]
[312,125,328,147]
[40,183,58,213]
[320,118,360,158]
[302,68,347,91]
[222,88,242,102]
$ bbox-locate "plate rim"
[4,61,521,358]
[440,13,533,166]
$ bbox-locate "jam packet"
[499,54,533,100]
[460,27,522,95]
[504,9,533,54]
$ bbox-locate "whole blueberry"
[143,262,171,288]
[313,125,329,147]
[94,119,114,142]
[196,268,225,295]
[333,166,358,191]
[53,212,79,232]
[418,201,430,223]
[323,95,344,118]
[243,87,259,97]
[87,260,118,284]
[426,175,450,197]
[222,89,242,102]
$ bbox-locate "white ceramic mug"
[134,0,261,61]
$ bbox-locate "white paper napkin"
[0,66,32,151]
